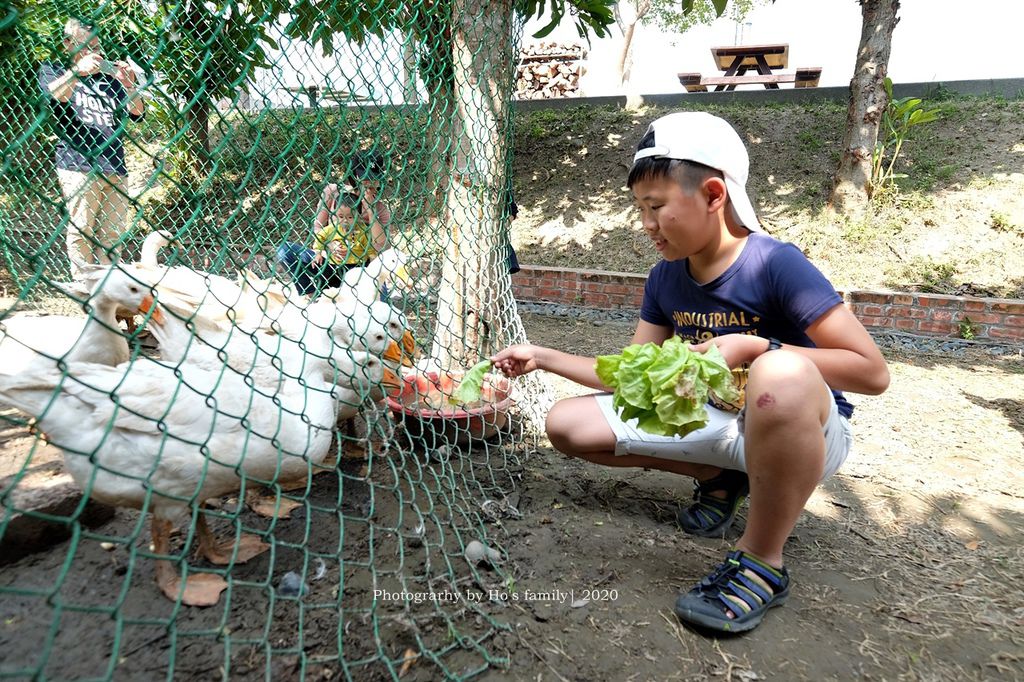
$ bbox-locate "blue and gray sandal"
[676,468,749,537]
[674,550,790,633]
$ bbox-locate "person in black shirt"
[504,189,521,275]
[39,18,145,278]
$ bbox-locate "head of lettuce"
[594,337,741,438]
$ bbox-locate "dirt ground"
[1,310,1022,681]
[3,95,1023,680]
[491,313,1024,682]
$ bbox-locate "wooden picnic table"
[678,43,821,93]
[284,85,371,107]
[713,43,789,79]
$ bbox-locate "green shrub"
[872,77,942,193]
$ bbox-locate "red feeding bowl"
[386,370,513,446]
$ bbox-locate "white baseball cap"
[632,112,761,232]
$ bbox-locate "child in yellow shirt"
[276,189,385,296]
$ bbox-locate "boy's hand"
[311,251,325,267]
[74,53,102,77]
[491,344,543,377]
[689,334,765,368]
[114,61,137,89]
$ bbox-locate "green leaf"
[532,17,560,38]
[594,354,622,386]
[594,336,738,438]
[449,360,494,405]
[699,344,741,404]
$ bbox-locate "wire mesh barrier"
[0,1,555,678]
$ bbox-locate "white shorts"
[594,393,853,481]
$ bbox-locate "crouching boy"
[491,112,889,633]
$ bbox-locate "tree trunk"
[616,21,637,85]
[185,95,210,184]
[830,0,900,214]
[613,0,650,109]
[429,0,515,370]
[402,37,420,104]
[424,75,454,216]
[414,3,456,216]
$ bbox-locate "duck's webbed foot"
[151,517,227,607]
[195,513,269,564]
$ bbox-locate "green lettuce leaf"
[644,337,694,392]
[594,354,622,386]
[595,336,739,438]
[700,344,741,406]
[449,360,493,405]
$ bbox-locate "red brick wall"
[512,265,1024,343]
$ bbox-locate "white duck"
[237,267,308,314]
[324,247,412,307]
[139,231,415,362]
[0,343,341,606]
[139,292,403,519]
[0,265,157,375]
[147,297,400,400]
[138,231,267,329]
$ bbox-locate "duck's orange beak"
[382,340,402,364]
[401,330,417,366]
[381,367,403,393]
[139,295,165,326]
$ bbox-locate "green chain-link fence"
[1,1,555,678]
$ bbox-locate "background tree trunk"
[615,21,636,85]
[830,0,900,214]
[402,38,420,104]
[613,0,650,109]
[184,94,210,184]
[429,0,516,370]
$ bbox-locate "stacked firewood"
[515,42,587,100]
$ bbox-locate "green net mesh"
[0,1,555,678]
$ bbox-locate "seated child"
[276,190,383,297]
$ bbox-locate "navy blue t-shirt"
[38,62,142,176]
[640,233,854,418]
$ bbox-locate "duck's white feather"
[0,355,336,519]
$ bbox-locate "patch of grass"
[900,151,958,193]
[871,185,936,212]
[926,84,958,102]
[840,213,904,247]
[933,163,958,183]
[958,316,979,340]
[966,174,999,190]
[517,106,613,141]
[520,109,562,139]
[990,210,1019,233]
[797,129,825,152]
[888,256,961,294]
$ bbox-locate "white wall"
[525,0,1024,96]
[248,0,1024,108]
[248,24,411,109]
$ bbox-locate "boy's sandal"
[676,468,749,537]
[674,550,790,634]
